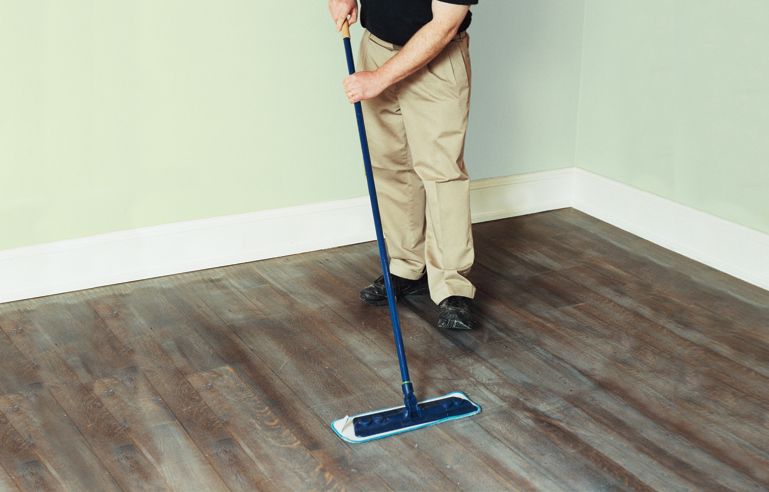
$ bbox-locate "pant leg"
[359,31,427,280]
[397,34,475,303]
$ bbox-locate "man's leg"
[359,32,428,295]
[398,34,476,306]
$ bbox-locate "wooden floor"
[1,209,768,491]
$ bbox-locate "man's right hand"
[328,0,358,32]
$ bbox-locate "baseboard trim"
[572,168,769,292]
[0,197,379,304]
[2,167,767,303]
[0,169,573,303]
[470,168,574,222]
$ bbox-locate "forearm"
[376,19,460,88]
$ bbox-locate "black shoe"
[360,274,428,306]
[438,296,475,330]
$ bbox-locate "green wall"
[468,0,585,179]
[576,0,769,235]
[4,1,768,251]
[0,1,585,251]
[1,2,362,250]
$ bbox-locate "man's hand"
[343,70,389,103]
[328,0,358,32]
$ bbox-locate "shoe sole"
[359,288,428,307]
[360,296,390,307]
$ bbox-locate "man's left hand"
[343,70,389,103]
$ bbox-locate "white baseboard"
[0,197,376,304]
[2,167,767,304]
[470,168,574,222]
[0,169,572,304]
[573,168,769,292]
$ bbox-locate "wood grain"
[0,208,767,491]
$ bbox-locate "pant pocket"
[426,45,456,85]
[455,38,471,90]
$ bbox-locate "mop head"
[331,391,481,443]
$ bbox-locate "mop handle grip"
[341,20,351,39]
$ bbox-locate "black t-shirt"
[360,0,478,46]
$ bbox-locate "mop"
[331,21,481,444]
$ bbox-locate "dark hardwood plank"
[91,373,228,491]
[237,245,677,490]
[100,278,393,491]
[1,208,768,491]
[201,265,536,490]
[89,289,271,491]
[564,261,769,380]
[472,284,767,489]
[0,304,168,491]
[0,408,63,491]
[0,464,18,491]
[0,313,123,491]
[188,366,357,491]
[162,271,459,490]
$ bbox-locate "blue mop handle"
[341,22,419,413]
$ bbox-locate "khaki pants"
[359,30,475,304]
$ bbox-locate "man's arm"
[343,1,470,104]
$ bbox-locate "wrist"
[374,65,397,89]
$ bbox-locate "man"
[328,0,478,330]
